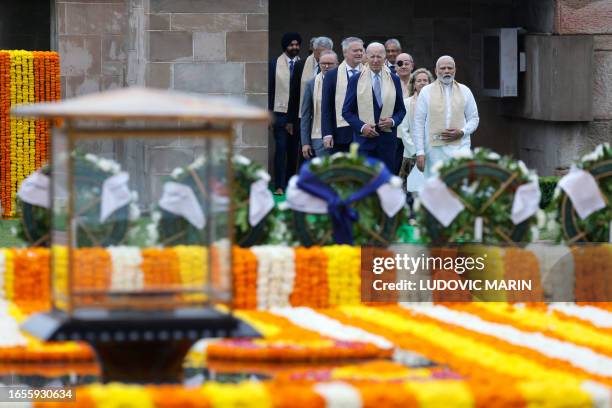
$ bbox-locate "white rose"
[189,156,206,169]
[431,161,444,175]
[151,210,161,223]
[552,187,561,200]
[451,149,473,160]
[129,203,141,221]
[390,176,403,188]
[255,169,271,182]
[146,223,159,246]
[311,157,323,166]
[581,152,598,163]
[517,160,529,176]
[331,152,344,160]
[233,155,251,166]
[487,152,501,160]
[84,153,97,162]
[536,209,546,229]
[171,167,185,178]
[97,159,112,172]
[594,144,604,159]
[277,201,289,211]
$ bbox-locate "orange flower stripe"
[0,50,59,218]
[232,246,258,309]
[11,248,51,313]
[73,248,112,306]
[290,246,328,308]
[141,248,182,290]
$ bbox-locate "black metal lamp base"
[22,308,259,383]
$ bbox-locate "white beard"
[440,75,454,85]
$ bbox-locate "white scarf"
[335,61,362,128]
[356,66,395,132]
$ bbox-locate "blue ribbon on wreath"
[296,158,392,245]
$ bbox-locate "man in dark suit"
[269,32,304,194]
[342,42,406,171]
[321,37,364,153]
[301,50,339,159]
[384,38,401,74]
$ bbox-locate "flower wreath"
[156,155,286,247]
[16,152,138,247]
[282,145,407,246]
[548,143,612,243]
[414,148,542,244]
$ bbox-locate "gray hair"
[341,36,363,52]
[436,55,455,68]
[313,36,333,50]
[309,37,317,48]
[366,42,385,54]
[320,50,338,60]
[384,38,401,49]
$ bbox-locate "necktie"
[373,74,382,107]
[316,64,320,74]
[289,60,294,78]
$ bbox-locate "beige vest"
[299,54,317,118]
[273,54,295,113]
[428,79,465,146]
[335,61,362,128]
[311,73,323,139]
[356,66,395,132]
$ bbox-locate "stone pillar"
[56,0,129,98]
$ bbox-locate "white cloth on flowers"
[419,177,464,227]
[159,181,205,229]
[285,175,405,217]
[406,165,425,192]
[100,172,131,223]
[511,180,541,224]
[249,177,275,226]
[18,171,50,208]
[558,166,606,220]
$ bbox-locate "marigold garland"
[290,247,328,307]
[323,245,361,306]
[0,50,60,218]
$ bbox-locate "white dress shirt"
[412,82,479,156]
[398,95,416,158]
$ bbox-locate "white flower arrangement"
[233,154,251,166]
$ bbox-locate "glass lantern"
[13,87,268,314]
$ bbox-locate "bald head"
[435,55,456,85]
[395,53,414,78]
[366,42,385,73]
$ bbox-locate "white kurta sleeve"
[412,90,428,156]
[461,86,479,137]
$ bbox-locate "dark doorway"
[0,0,52,50]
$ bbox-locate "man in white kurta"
[412,56,479,178]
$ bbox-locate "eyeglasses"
[319,62,336,67]
[396,60,413,67]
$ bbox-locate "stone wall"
[513,0,612,175]
[145,0,269,167]
[55,0,129,98]
[53,0,270,201]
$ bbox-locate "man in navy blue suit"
[321,37,364,153]
[342,42,406,171]
[268,32,304,194]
